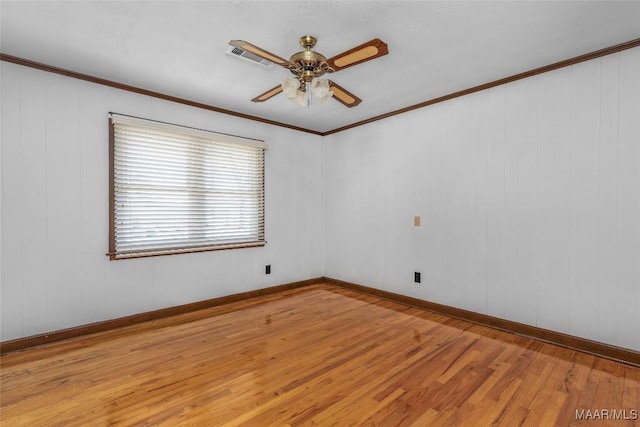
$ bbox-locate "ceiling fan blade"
[251,84,283,102]
[328,81,362,107]
[327,38,389,72]
[229,40,293,68]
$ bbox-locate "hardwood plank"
[1,284,639,426]
[325,277,640,366]
[0,277,322,355]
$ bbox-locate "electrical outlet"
[265,265,271,275]
[414,216,421,226]
[414,272,421,283]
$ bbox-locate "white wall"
[2,47,638,352]
[0,61,324,341]
[323,47,640,351]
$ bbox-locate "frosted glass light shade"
[282,77,333,106]
[311,78,333,104]
[281,78,300,98]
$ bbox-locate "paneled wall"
[2,47,638,351]
[0,62,324,341]
[323,47,640,351]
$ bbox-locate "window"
[109,114,266,260]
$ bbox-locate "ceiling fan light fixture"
[281,78,306,106]
[281,77,334,107]
[291,91,307,106]
[311,78,333,99]
[281,77,300,98]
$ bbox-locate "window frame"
[108,113,266,260]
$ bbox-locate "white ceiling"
[1,1,639,133]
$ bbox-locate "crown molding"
[2,38,639,136]
[0,53,324,136]
[322,37,640,135]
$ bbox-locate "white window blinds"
[109,114,266,259]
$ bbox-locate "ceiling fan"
[229,35,388,108]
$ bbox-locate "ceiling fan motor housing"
[288,35,333,82]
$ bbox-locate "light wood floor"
[1,284,638,426]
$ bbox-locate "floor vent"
[226,47,274,68]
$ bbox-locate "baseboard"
[0,277,324,355]
[3,275,638,367]
[323,277,640,367]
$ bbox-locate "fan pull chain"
[305,82,312,108]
